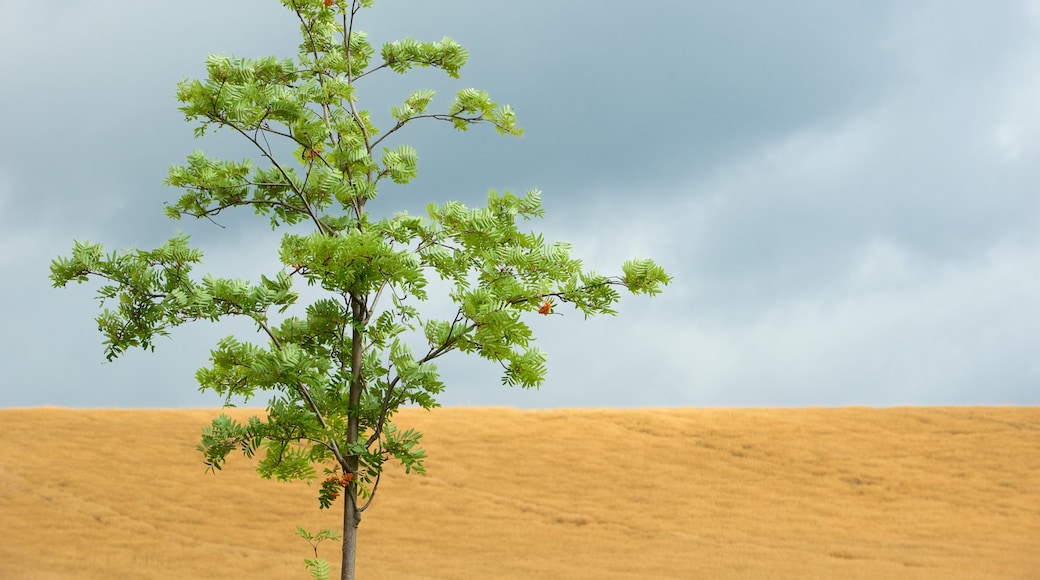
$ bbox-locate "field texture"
[0,407,1037,579]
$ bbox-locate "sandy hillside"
[0,407,1037,579]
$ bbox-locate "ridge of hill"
[0,407,1037,579]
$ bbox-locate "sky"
[1,0,1038,409]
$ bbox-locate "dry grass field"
[0,406,1037,579]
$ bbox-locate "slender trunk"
[341,484,359,580]
[341,294,365,580]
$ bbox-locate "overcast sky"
[1,1,1038,408]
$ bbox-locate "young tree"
[49,1,671,578]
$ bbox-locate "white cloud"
[653,231,1040,405]
[845,238,918,293]
[757,115,884,185]
[990,51,1040,162]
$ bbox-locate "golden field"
[0,406,1037,579]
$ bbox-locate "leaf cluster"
[296,526,339,580]
[50,235,297,361]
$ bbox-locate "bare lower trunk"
[341,484,359,580]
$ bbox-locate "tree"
[49,1,671,578]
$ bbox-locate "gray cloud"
[1,1,1038,408]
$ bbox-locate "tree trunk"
[341,484,359,580]
[342,293,365,580]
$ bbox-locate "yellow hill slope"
[0,407,1037,579]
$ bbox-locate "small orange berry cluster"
[323,472,354,500]
[324,472,354,487]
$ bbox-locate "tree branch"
[294,6,337,150]
[364,309,473,448]
[358,468,381,511]
[362,281,388,325]
[203,83,328,235]
[178,197,309,220]
[256,318,351,472]
[352,63,388,81]
[369,113,491,151]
